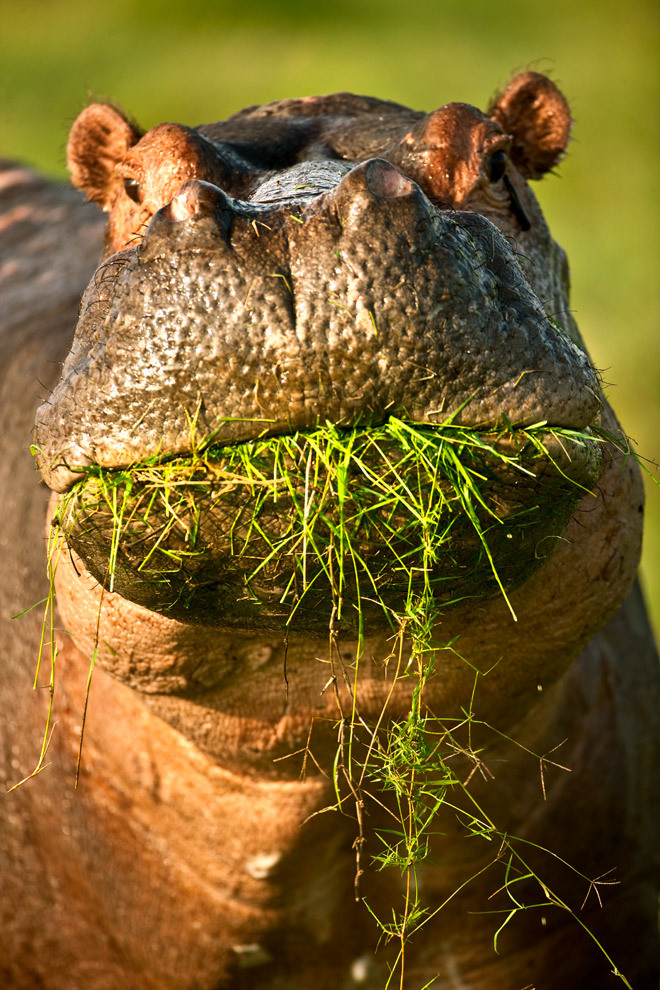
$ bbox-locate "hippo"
[1,72,658,990]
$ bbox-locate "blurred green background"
[1,0,658,634]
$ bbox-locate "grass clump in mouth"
[53,415,600,633]
[26,413,638,988]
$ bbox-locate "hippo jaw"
[35,159,603,631]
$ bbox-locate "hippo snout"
[34,158,600,493]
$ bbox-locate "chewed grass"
[29,414,637,988]
[53,416,599,634]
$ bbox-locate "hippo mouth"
[35,159,603,631]
[50,415,602,633]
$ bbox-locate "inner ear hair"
[67,103,143,209]
[487,72,573,180]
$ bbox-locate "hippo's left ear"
[67,103,143,210]
[487,72,573,180]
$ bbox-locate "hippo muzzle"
[34,157,603,631]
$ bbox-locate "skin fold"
[1,73,658,989]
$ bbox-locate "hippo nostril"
[139,180,234,262]
[166,179,234,226]
[363,159,415,199]
[322,158,424,225]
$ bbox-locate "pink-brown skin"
[1,74,659,989]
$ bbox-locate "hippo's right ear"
[487,72,573,180]
[67,104,143,210]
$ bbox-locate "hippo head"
[34,74,608,634]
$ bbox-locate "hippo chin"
[1,72,658,990]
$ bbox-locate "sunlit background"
[1,0,657,634]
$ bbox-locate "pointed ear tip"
[69,102,113,130]
[69,102,138,139]
[492,71,572,119]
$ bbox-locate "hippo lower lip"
[52,417,602,632]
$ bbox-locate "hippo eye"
[488,150,507,183]
[123,178,142,204]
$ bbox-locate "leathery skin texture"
[0,71,658,989]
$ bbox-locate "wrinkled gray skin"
[1,78,659,990]
[35,160,598,493]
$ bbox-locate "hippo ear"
[67,103,142,209]
[487,72,572,180]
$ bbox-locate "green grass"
[52,417,600,632]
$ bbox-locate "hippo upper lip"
[35,413,601,498]
[34,160,601,495]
